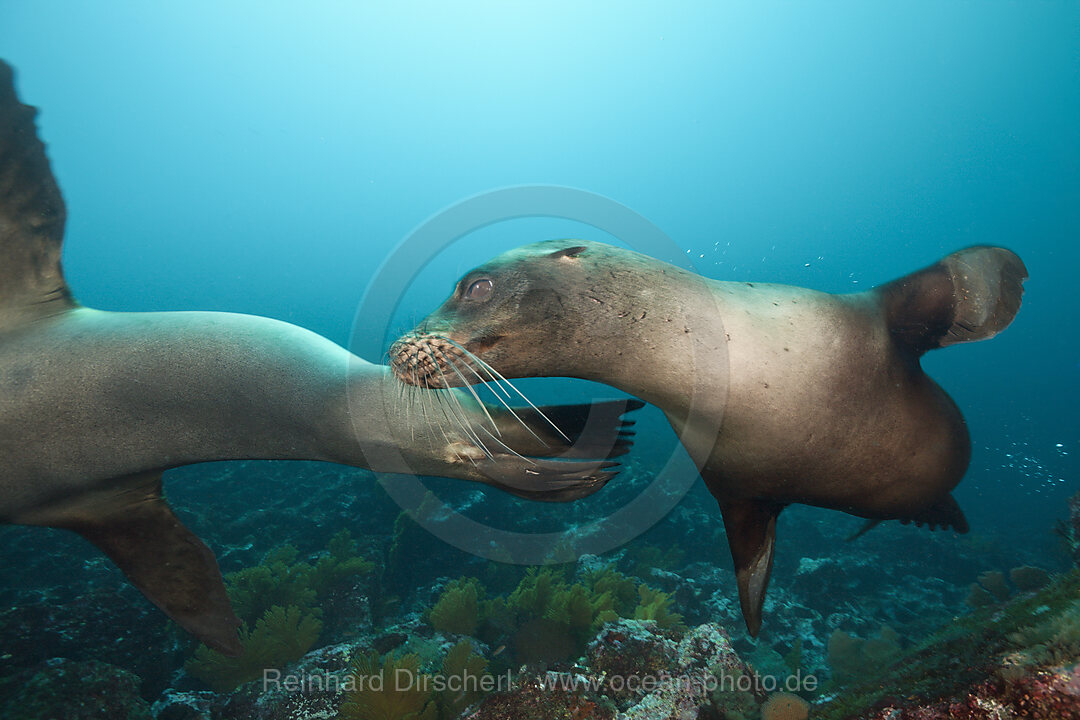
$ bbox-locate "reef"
[818,569,1080,719]
[0,458,1074,718]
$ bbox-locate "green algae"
[429,577,483,636]
[225,529,373,625]
[340,651,438,720]
[184,530,372,692]
[633,584,686,632]
[339,640,488,720]
[185,604,323,693]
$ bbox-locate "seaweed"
[423,567,684,667]
[184,605,322,693]
[309,529,376,597]
[584,566,640,617]
[429,578,483,636]
[434,640,488,718]
[633,584,686,632]
[339,650,438,720]
[184,531,374,692]
[222,531,374,625]
[226,545,319,624]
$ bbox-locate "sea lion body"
[0,61,634,655]
[2,308,363,516]
[694,281,969,518]
[393,239,1027,635]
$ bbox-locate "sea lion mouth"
[390,332,495,389]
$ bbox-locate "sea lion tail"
[879,246,1028,353]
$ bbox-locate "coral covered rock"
[586,619,680,706]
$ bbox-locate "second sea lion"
[391,238,1027,635]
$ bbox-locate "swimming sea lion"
[0,61,638,655]
[392,238,1027,635]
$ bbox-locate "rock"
[859,662,1080,719]
[587,619,680,707]
[466,674,615,720]
[0,658,153,720]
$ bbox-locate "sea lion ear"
[549,246,587,259]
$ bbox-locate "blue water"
[1,0,1078,697]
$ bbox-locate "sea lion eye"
[465,278,493,300]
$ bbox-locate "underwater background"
[1,2,1078,719]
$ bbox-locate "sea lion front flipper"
[16,471,242,656]
[0,60,72,322]
[478,457,621,503]
[879,245,1027,353]
[719,498,783,637]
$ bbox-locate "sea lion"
[0,61,638,656]
[392,238,1028,635]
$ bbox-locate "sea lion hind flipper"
[879,246,1027,353]
[719,499,783,637]
[897,493,970,533]
[17,471,243,656]
[0,60,71,318]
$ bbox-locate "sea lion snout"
[389,332,468,388]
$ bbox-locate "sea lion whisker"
[445,350,546,444]
[428,337,557,447]
[440,388,492,460]
[447,349,547,446]
[430,347,492,458]
[405,382,416,443]
[466,353,571,443]
[414,365,441,449]
[446,385,494,460]
[440,352,500,436]
[429,390,467,462]
[438,337,513,400]
[443,345,505,399]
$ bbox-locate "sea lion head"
[391,239,628,388]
